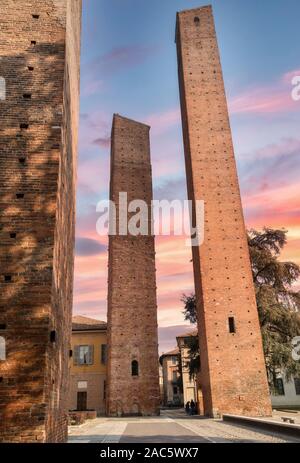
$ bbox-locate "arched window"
[0,337,6,361]
[131,360,139,377]
[194,16,200,24]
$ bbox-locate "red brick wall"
[106,115,160,416]
[0,0,81,442]
[176,6,272,417]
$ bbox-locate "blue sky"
[74,0,300,353]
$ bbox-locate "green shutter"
[88,345,94,365]
[74,346,80,365]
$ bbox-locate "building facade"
[69,316,107,415]
[106,114,160,416]
[160,348,183,407]
[176,331,198,406]
[0,0,81,442]
[271,374,300,409]
[176,6,272,417]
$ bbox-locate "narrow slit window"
[20,123,29,130]
[19,157,26,164]
[0,337,6,361]
[131,360,139,376]
[23,94,32,99]
[31,41,37,46]
[228,317,236,334]
[10,233,16,239]
[32,14,40,19]
[16,193,24,199]
[28,66,34,71]
[50,331,56,343]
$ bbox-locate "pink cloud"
[228,68,300,115]
[251,137,300,160]
[89,45,159,76]
[145,108,181,134]
[81,79,105,97]
[282,69,300,84]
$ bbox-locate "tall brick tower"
[106,114,160,417]
[176,6,272,417]
[0,1,81,442]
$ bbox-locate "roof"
[72,316,107,332]
[161,347,180,358]
[176,329,198,339]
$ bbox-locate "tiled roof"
[72,315,107,331]
[161,347,180,357]
[176,329,198,339]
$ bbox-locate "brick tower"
[106,114,160,417]
[0,1,82,442]
[176,6,272,417]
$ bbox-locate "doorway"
[77,391,87,411]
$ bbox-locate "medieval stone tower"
[176,6,272,417]
[106,114,160,417]
[0,1,81,442]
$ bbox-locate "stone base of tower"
[106,389,160,417]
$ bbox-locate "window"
[74,345,94,365]
[173,386,178,395]
[274,378,285,396]
[132,360,139,376]
[103,380,106,400]
[294,378,300,395]
[171,356,177,365]
[194,16,200,24]
[0,337,6,361]
[228,317,236,333]
[172,371,177,382]
[101,344,107,365]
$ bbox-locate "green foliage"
[182,228,300,386]
[181,294,197,324]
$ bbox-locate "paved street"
[68,409,300,443]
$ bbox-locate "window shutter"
[74,346,80,366]
[101,344,107,364]
[88,345,94,365]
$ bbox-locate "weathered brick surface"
[0,0,81,442]
[176,6,272,417]
[106,115,160,417]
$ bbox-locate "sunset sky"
[73,0,300,353]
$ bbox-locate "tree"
[182,228,300,388]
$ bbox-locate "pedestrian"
[190,400,196,415]
[185,401,190,415]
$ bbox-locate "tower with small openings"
[0,0,82,442]
[106,114,160,417]
[176,5,272,417]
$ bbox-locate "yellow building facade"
[176,331,198,406]
[69,316,107,415]
[160,348,183,406]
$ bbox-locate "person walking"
[185,401,190,415]
[190,400,196,415]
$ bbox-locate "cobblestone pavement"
[68,409,300,444]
